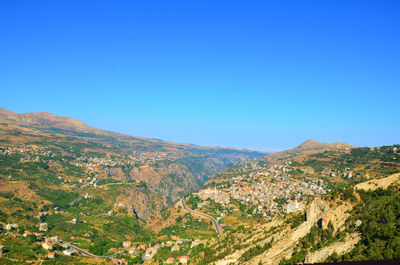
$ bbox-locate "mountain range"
[2,108,398,264]
[0,107,263,218]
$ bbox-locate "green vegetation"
[160,213,214,239]
[296,146,400,181]
[280,249,308,265]
[287,212,306,229]
[36,189,79,209]
[327,185,400,262]
[88,237,121,255]
[186,195,201,210]
[0,234,46,263]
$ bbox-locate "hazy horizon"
[0,106,377,153]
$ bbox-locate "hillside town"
[0,144,184,169]
[0,144,187,186]
[195,164,327,219]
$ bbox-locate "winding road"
[180,198,221,234]
[58,240,127,259]
[52,199,219,259]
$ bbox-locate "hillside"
[0,108,263,212]
[1,110,399,264]
[161,143,400,265]
[0,108,263,264]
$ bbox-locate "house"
[47,252,55,259]
[23,231,32,237]
[39,223,48,232]
[179,256,189,264]
[108,247,116,252]
[59,242,69,248]
[142,247,158,261]
[128,247,136,254]
[63,249,74,256]
[48,236,58,244]
[5,223,18,230]
[123,241,131,248]
[111,259,128,265]
[166,257,175,264]
[137,244,146,250]
[37,212,47,218]
[42,242,53,250]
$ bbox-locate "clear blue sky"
[1,0,399,151]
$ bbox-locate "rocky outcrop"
[355,173,400,191]
[305,233,360,263]
[211,197,354,265]
[212,198,334,265]
[319,202,352,232]
[250,198,331,265]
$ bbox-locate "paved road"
[59,240,126,258]
[97,182,123,188]
[68,195,84,206]
[180,198,221,234]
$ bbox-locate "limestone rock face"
[305,233,360,264]
[215,197,356,265]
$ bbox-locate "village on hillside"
[192,163,328,226]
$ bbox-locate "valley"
[0,109,399,265]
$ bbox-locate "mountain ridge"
[0,107,261,153]
[263,138,354,163]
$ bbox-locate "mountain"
[0,107,94,132]
[1,109,399,264]
[0,108,263,219]
[262,139,354,163]
[0,107,260,155]
[296,139,352,151]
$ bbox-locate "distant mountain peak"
[296,139,352,150]
[264,139,353,162]
[0,107,13,114]
[0,107,95,133]
[298,139,320,147]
